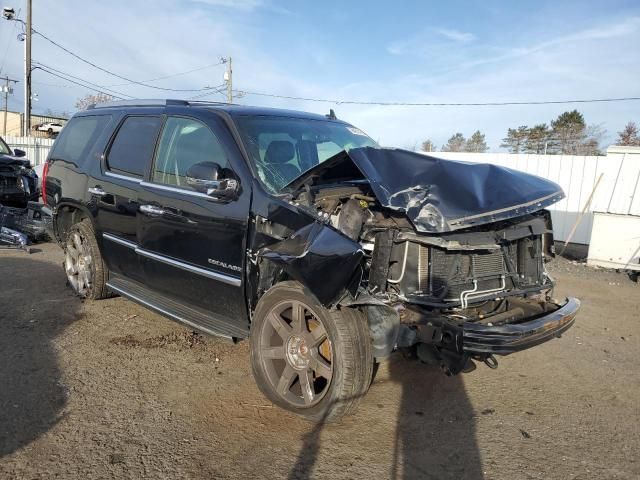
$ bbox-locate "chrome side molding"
[102,232,241,287]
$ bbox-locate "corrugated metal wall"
[429,148,640,244]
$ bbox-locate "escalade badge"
[208,258,242,272]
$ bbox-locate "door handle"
[88,187,107,197]
[139,204,167,216]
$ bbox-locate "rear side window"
[49,115,110,166]
[107,116,161,177]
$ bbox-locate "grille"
[0,176,20,190]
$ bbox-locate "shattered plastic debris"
[0,226,30,252]
[0,201,51,252]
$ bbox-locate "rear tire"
[64,219,110,300]
[250,281,373,422]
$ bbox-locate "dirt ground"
[0,242,638,480]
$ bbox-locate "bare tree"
[420,139,436,152]
[616,121,640,146]
[576,124,606,155]
[75,93,115,111]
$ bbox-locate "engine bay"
[290,181,559,327]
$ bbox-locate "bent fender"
[258,222,364,306]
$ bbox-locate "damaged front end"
[250,147,579,375]
[361,215,580,374]
[0,155,39,207]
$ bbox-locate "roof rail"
[87,99,189,109]
[186,100,229,106]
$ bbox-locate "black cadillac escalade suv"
[44,99,579,421]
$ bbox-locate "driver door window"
[152,117,229,189]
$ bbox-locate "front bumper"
[462,297,580,355]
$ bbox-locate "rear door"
[136,110,251,324]
[93,112,163,283]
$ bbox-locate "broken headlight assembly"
[413,203,446,232]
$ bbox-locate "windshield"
[234,115,377,193]
[0,137,11,155]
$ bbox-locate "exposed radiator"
[430,248,508,301]
[387,236,544,304]
[417,244,429,292]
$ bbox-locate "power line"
[33,80,76,88]
[188,84,228,100]
[103,60,227,87]
[31,27,217,93]
[34,61,134,98]
[36,67,129,100]
[234,89,640,107]
[35,62,227,103]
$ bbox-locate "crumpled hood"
[289,147,565,233]
[0,153,31,168]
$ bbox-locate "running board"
[106,274,249,340]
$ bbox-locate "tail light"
[41,161,50,205]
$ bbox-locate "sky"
[0,0,639,150]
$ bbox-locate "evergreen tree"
[441,133,466,152]
[524,124,552,154]
[464,130,489,153]
[501,126,529,153]
[549,110,586,154]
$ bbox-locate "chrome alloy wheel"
[258,300,333,407]
[64,231,93,297]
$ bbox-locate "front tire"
[250,281,373,422]
[64,219,110,299]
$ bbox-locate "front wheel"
[250,281,373,422]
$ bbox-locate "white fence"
[4,135,639,246]
[4,135,55,167]
[430,147,640,245]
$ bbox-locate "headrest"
[264,141,295,164]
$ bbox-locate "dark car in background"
[43,99,579,421]
[0,136,38,207]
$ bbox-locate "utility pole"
[225,57,232,103]
[1,76,19,136]
[23,0,32,137]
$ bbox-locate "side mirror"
[185,161,239,199]
[13,148,26,158]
